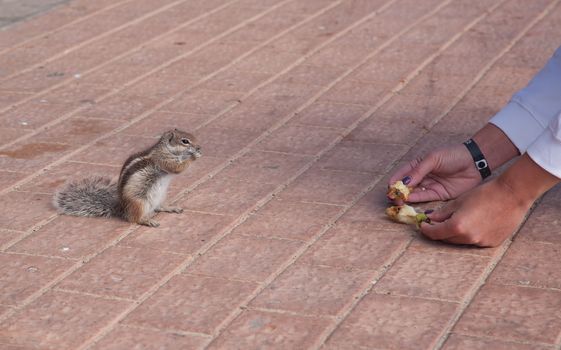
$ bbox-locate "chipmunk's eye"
[181,138,190,145]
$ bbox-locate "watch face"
[476,159,488,170]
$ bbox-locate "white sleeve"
[490,46,561,154]
[527,112,561,179]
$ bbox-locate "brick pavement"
[0,0,560,348]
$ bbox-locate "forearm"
[497,153,560,206]
[472,123,520,171]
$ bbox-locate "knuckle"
[450,221,465,234]
[453,225,480,245]
[410,156,423,168]
[425,151,438,163]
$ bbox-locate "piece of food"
[387,180,411,201]
[386,204,430,228]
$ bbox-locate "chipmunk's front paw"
[139,219,160,227]
[156,206,184,214]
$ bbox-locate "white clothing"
[491,46,561,178]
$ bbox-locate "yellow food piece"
[387,180,411,201]
[386,204,429,228]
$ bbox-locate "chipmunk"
[54,129,201,227]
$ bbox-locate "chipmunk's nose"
[193,145,202,158]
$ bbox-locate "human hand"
[419,179,531,247]
[389,124,521,203]
[419,154,560,247]
[389,144,481,203]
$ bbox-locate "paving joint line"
[52,288,137,303]
[235,232,308,243]
[0,249,78,261]
[114,243,194,257]
[370,289,464,305]
[120,323,212,339]
[0,0,136,56]
[492,283,561,293]
[452,332,558,349]
[0,213,58,252]
[182,271,267,285]
[11,189,52,195]
[246,306,337,320]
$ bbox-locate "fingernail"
[402,176,412,185]
[424,209,434,215]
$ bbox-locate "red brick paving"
[0,0,560,348]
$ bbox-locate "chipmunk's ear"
[161,130,175,143]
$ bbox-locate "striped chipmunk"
[54,129,201,227]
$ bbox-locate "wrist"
[472,123,520,171]
[463,139,491,180]
[497,153,560,206]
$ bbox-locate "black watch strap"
[463,139,491,180]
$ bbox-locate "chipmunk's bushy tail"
[53,176,120,218]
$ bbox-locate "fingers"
[428,200,460,222]
[443,236,473,245]
[388,162,415,186]
[406,177,449,203]
[407,188,442,203]
[419,220,457,241]
[426,203,456,222]
[418,203,458,241]
[406,153,439,187]
[422,221,484,246]
[388,154,438,189]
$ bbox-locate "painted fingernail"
[402,176,412,185]
[424,209,434,215]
